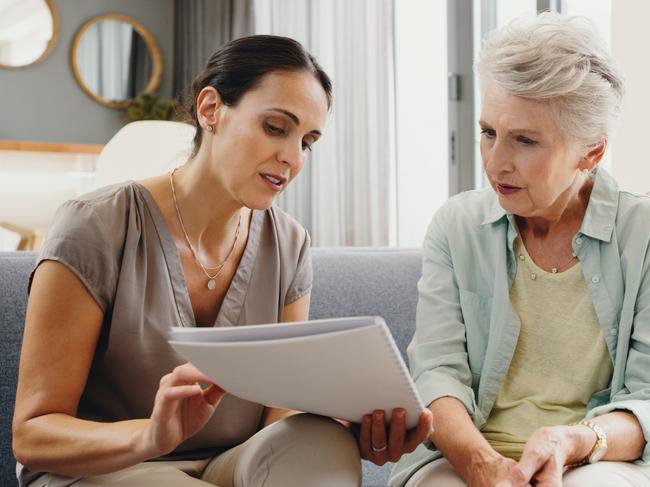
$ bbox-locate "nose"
[483,137,514,176]
[277,139,304,170]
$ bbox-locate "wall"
[0,0,174,145]
[611,0,650,195]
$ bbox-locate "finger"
[154,384,202,421]
[388,408,406,462]
[371,410,388,450]
[358,414,373,459]
[202,383,226,406]
[517,447,548,483]
[404,409,433,451]
[508,464,531,487]
[161,384,203,402]
[170,363,216,385]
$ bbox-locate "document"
[169,316,425,428]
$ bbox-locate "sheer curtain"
[255,0,395,246]
[173,0,254,98]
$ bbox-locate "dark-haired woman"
[12,35,431,487]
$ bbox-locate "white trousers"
[405,457,650,487]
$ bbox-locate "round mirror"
[0,0,59,69]
[71,14,163,109]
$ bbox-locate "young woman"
[12,35,435,487]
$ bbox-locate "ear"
[578,137,607,171]
[196,87,224,132]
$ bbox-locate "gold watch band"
[569,420,608,467]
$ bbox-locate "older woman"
[390,13,650,487]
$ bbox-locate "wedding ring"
[371,443,387,453]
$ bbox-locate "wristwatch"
[576,420,608,465]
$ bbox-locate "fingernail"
[495,482,511,487]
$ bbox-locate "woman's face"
[479,82,586,219]
[208,70,329,210]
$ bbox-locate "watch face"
[590,445,607,463]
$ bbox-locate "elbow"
[12,422,40,471]
[12,428,29,468]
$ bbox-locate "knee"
[237,414,361,486]
[278,413,360,457]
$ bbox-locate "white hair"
[478,12,624,145]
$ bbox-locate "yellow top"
[482,237,613,460]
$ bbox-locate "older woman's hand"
[514,425,579,487]
[464,454,530,487]
[356,408,433,466]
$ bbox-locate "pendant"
[207,279,216,290]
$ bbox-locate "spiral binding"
[376,318,425,422]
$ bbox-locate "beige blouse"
[19,181,312,486]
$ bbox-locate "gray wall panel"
[0,0,174,144]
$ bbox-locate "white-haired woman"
[390,13,650,487]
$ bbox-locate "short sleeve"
[31,197,123,313]
[285,229,312,304]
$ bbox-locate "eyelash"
[480,129,537,146]
[265,122,314,152]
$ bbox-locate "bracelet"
[567,420,608,467]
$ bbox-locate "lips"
[495,182,522,195]
[260,172,287,192]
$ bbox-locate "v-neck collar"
[134,181,262,328]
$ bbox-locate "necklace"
[169,168,241,291]
[518,249,578,280]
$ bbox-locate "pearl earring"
[205,125,213,133]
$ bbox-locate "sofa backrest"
[310,248,422,359]
[0,248,422,487]
[0,252,34,487]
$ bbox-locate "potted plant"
[124,93,184,122]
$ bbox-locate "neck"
[171,153,245,257]
[517,172,593,239]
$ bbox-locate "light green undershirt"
[482,237,613,460]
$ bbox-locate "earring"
[205,124,213,133]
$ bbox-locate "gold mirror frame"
[0,0,60,69]
[70,14,163,109]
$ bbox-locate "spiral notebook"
[169,316,425,429]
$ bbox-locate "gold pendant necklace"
[170,168,241,290]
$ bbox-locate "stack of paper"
[169,316,424,428]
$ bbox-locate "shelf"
[0,140,104,154]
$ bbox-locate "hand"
[356,408,433,466]
[141,363,226,457]
[464,452,530,487]
[515,426,575,487]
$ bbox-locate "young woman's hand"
[356,408,433,466]
[139,363,226,457]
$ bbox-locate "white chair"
[93,121,196,188]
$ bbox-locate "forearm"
[429,396,499,480]
[569,411,645,464]
[13,413,154,477]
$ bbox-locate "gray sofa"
[0,248,423,487]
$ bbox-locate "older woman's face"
[479,83,584,218]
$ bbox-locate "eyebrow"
[265,108,322,136]
[478,120,542,135]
